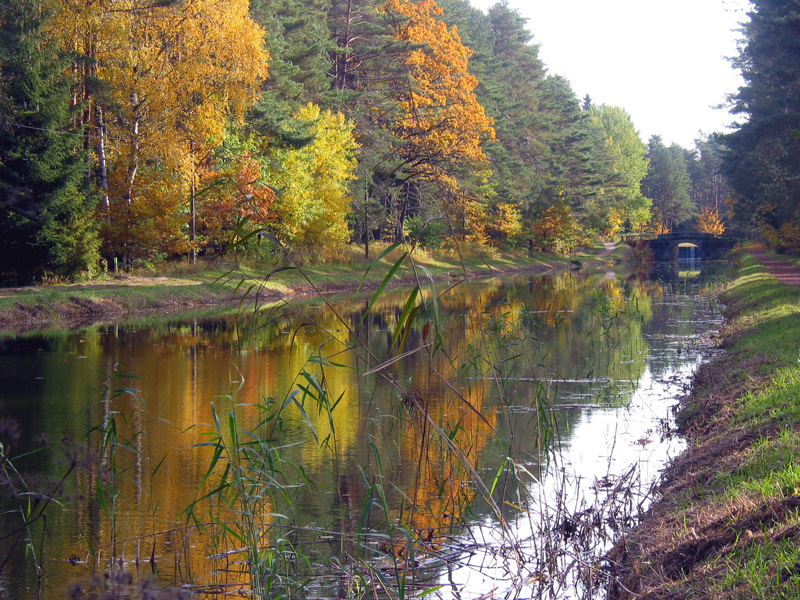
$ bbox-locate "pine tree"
[250,0,333,141]
[537,76,609,226]
[642,136,694,232]
[0,0,99,283]
[438,1,549,246]
[687,135,730,222]
[723,0,800,232]
[482,1,548,214]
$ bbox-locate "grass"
[0,242,620,332]
[608,247,800,599]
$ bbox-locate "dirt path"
[597,241,617,257]
[0,275,198,300]
[749,242,800,286]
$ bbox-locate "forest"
[0,0,796,283]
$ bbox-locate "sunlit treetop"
[384,0,495,177]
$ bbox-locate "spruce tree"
[0,0,99,283]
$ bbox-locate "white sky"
[468,0,751,149]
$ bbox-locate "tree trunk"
[190,141,197,264]
[98,107,108,209]
[364,188,369,260]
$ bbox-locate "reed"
[165,241,656,598]
[0,233,689,600]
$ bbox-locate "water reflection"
[652,259,729,283]
[0,269,723,599]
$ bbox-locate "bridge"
[624,232,744,261]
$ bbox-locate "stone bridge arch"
[629,233,741,261]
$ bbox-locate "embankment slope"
[607,247,800,599]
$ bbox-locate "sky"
[468,0,751,149]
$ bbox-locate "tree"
[250,0,333,140]
[325,0,408,243]
[477,1,549,224]
[355,0,497,244]
[642,136,694,232]
[61,0,271,265]
[588,105,651,233]
[723,0,800,234]
[0,0,100,282]
[194,132,280,256]
[268,103,360,256]
[328,0,397,93]
[385,0,495,177]
[687,135,730,222]
[535,75,614,240]
[437,1,625,251]
[695,205,725,235]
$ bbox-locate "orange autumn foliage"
[385,0,495,177]
[196,154,278,252]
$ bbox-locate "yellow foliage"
[269,104,360,255]
[695,206,726,235]
[762,222,800,254]
[491,203,523,240]
[531,200,589,255]
[602,207,626,238]
[474,202,522,248]
[101,168,189,259]
[56,0,270,259]
[642,209,670,235]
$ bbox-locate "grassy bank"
[0,242,620,332]
[608,249,800,599]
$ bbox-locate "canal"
[0,263,725,599]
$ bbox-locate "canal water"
[0,264,725,599]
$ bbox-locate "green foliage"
[471,2,548,218]
[188,401,302,598]
[0,0,100,283]
[642,135,695,231]
[723,0,800,235]
[588,105,651,233]
[249,0,333,142]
